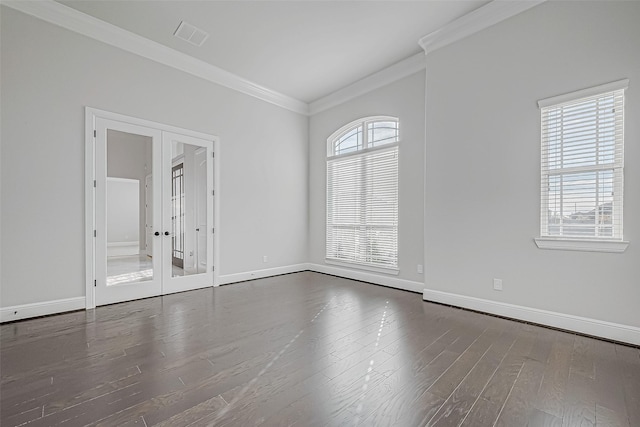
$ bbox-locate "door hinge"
[93,180,96,188]
[93,130,97,138]
[212,227,215,234]
[212,266,215,272]
[212,152,215,158]
[212,190,215,196]
[94,230,97,237]
[94,280,97,287]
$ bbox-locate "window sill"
[534,237,629,253]
[325,259,400,275]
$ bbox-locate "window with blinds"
[539,81,626,240]
[327,117,399,270]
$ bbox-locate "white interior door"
[95,118,162,306]
[162,132,214,295]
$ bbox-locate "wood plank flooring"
[1,272,639,426]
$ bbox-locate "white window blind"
[327,117,399,270]
[539,81,626,240]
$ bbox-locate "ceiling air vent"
[174,21,209,47]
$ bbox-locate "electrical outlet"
[493,278,503,291]
[263,255,268,263]
[417,264,423,274]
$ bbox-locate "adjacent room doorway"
[86,108,219,308]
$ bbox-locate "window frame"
[327,116,400,158]
[535,79,629,253]
[326,116,400,273]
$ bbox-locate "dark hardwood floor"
[1,272,639,426]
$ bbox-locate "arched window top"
[328,116,399,157]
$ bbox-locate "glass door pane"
[106,130,154,285]
[194,147,208,274]
[163,132,213,294]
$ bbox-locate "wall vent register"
[174,21,209,47]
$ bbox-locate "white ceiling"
[57,1,488,103]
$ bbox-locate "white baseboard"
[308,263,423,293]
[218,263,310,285]
[107,241,140,257]
[422,288,640,346]
[1,297,86,323]
[217,262,423,295]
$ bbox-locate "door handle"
[164,231,170,236]
[154,232,160,236]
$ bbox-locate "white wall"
[0,6,308,307]
[309,71,425,286]
[106,178,140,255]
[106,178,139,244]
[424,1,640,328]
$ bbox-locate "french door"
[94,119,213,306]
[161,132,214,296]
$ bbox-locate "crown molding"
[309,52,426,116]
[309,1,546,115]
[3,0,547,116]
[419,0,546,55]
[2,0,309,115]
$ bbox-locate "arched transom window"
[329,116,400,156]
[326,116,399,272]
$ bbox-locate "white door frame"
[85,107,221,310]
